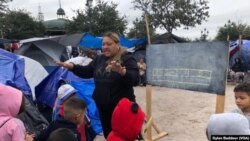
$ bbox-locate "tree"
[127,17,155,38]
[67,0,127,36]
[0,10,45,39]
[0,0,11,14]
[132,0,209,33]
[215,20,250,41]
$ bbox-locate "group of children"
[206,82,250,140]
[0,83,145,141]
[3,75,250,141]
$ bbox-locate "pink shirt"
[0,84,26,141]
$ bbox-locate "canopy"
[79,33,144,49]
[80,33,102,49]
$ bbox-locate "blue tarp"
[71,81,102,135]
[35,66,103,134]
[80,33,102,49]
[130,38,147,46]
[0,48,32,97]
[119,36,135,48]
[80,33,145,49]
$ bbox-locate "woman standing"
[55,32,139,138]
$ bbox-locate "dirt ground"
[134,84,236,141]
[95,84,236,141]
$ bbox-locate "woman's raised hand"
[108,60,126,76]
[54,61,74,69]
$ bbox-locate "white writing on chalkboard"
[152,68,212,86]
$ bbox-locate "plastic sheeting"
[80,33,102,49]
[71,81,103,135]
[35,57,102,134]
[80,33,144,49]
[0,49,32,97]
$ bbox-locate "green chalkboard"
[146,41,229,95]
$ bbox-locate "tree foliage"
[0,0,11,14]
[0,10,45,39]
[127,17,155,38]
[215,20,250,41]
[67,0,127,36]
[132,0,209,33]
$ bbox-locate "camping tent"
[0,49,48,100]
[229,40,250,70]
[151,33,187,44]
[51,33,85,47]
[22,56,48,100]
[35,57,102,134]
[16,39,67,67]
[0,48,32,97]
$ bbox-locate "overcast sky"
[8,0,250,39]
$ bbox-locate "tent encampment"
[16,39,67,67]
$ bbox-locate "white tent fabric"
[65,56,92,66]
[21,56,48,100]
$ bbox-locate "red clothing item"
[58,104,86,141]
[107,98,145,141]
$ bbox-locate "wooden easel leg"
[215,95,225,113]
[146,85,152,140]
[144,85,168,141]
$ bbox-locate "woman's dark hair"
[18,94,26,114]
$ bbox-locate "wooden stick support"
[144,85,168,141]
[144,12,167,141]
[215,95,225,113]
[152,121,160,134]
[152,132,168,141]
[144,13,151,44]
[146,85,152,140]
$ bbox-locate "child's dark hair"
[47,128,78,141]
[234,82,250,95]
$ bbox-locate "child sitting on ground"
[36,97,86,141]
[231,82,250,126]
[47,128,78,141]
[206,113,250,141]
[0,84,33,141]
